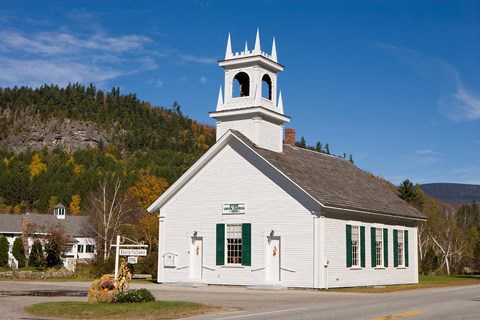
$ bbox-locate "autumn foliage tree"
[127,174,168,210]
[69,194,81,215]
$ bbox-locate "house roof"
[0,213,90,237]
[230,130,424,220]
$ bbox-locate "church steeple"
[210,30,290,153]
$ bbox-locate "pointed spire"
[244,41,249,54]
[277,90,283,114]
[216,86,223,111]
[271,37,277,62]
[225,33,232,60]
[253,28,261,54]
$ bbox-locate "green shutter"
[371,227,376,268]
[383,228,388,267]
[216,224,225,266]
[360,226,366,268]
[404,230,409,267]
[393,229,398,267]
[241,223,251,266]
[346,225,352,267]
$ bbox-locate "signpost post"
[111,235,148,280]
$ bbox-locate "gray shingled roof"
[231,130,424,219]
[0,214,90,237]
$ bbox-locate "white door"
[266,236,281,283]
[189,237,203,279]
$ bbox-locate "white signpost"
[111,235,148,280]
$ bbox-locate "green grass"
[25,301,223,319]
[331,275,480,293]
[0,266,9,272]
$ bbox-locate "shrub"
[113,288,155,303]
[29,239,46,269]
[0,236,9,267]
[12,237,26,268]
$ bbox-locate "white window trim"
[351,225,360,268]
[225,224,242,266]
[375,228,384,268]
[397,229,405,268]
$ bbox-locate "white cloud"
[180,54,217,64]
[415,149,432,155]
[0,29,155,88]
[200,76,208,84]
[377,42,480,122]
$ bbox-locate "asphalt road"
[0,281,479,320]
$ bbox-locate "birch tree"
[428,207,467,275]
[87,178,131,260]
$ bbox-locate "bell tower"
[210,29,290,153]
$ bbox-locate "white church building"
[148,30,425,289]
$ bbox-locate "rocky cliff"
[0,108,112,153]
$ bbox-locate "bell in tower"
[210,29,290,153]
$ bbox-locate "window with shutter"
[241,223,251,266]
[346,225,352,267]
[383,228,388,267]
[216,224,225,265]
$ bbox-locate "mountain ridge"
[420,183,480,205]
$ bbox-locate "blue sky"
[1,0,479,185]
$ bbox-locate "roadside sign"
[128,256,138,264]
[120,249,147,256]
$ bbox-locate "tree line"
[398,179,480,275]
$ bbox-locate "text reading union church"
[148,30,425,289]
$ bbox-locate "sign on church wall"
[222,203,246,214]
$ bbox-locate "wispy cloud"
[415,149,433,155]
[199,76,208,84]
[377,42,480,122]
[180,54,217,64]
[0,29,155,88]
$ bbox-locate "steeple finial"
[277,90,284,114]
[244,41,249,54]
[253,28,261,54]
[271,37,277,62]
[225,33,233,59]
[216,86,223,111]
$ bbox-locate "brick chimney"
[21,216,29,255]
[284,128,296,147]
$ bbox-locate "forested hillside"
[421,183,480,205]
[0,84,215,214]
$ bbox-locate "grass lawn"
[330,275,480,293]
[25,301,224,319]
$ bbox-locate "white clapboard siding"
[161,143,315,288]
[323,217,418,288]
[217,118,283,152]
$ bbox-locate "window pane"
[351,226,359,266]
[227,224,242,264]
[376,228,383,266]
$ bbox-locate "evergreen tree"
[0,236,9,267]
[296,136,307,149]
[325,144,330,155]
[421,245,439,275]
[29,239,46,269]
[349,154,354,164]
[398,179,424,208]
[12,237,26,268]
[315,141,322,152]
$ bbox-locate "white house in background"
[0,203,95,271]
[148,30,425,289]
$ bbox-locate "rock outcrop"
[0,109,113,153]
